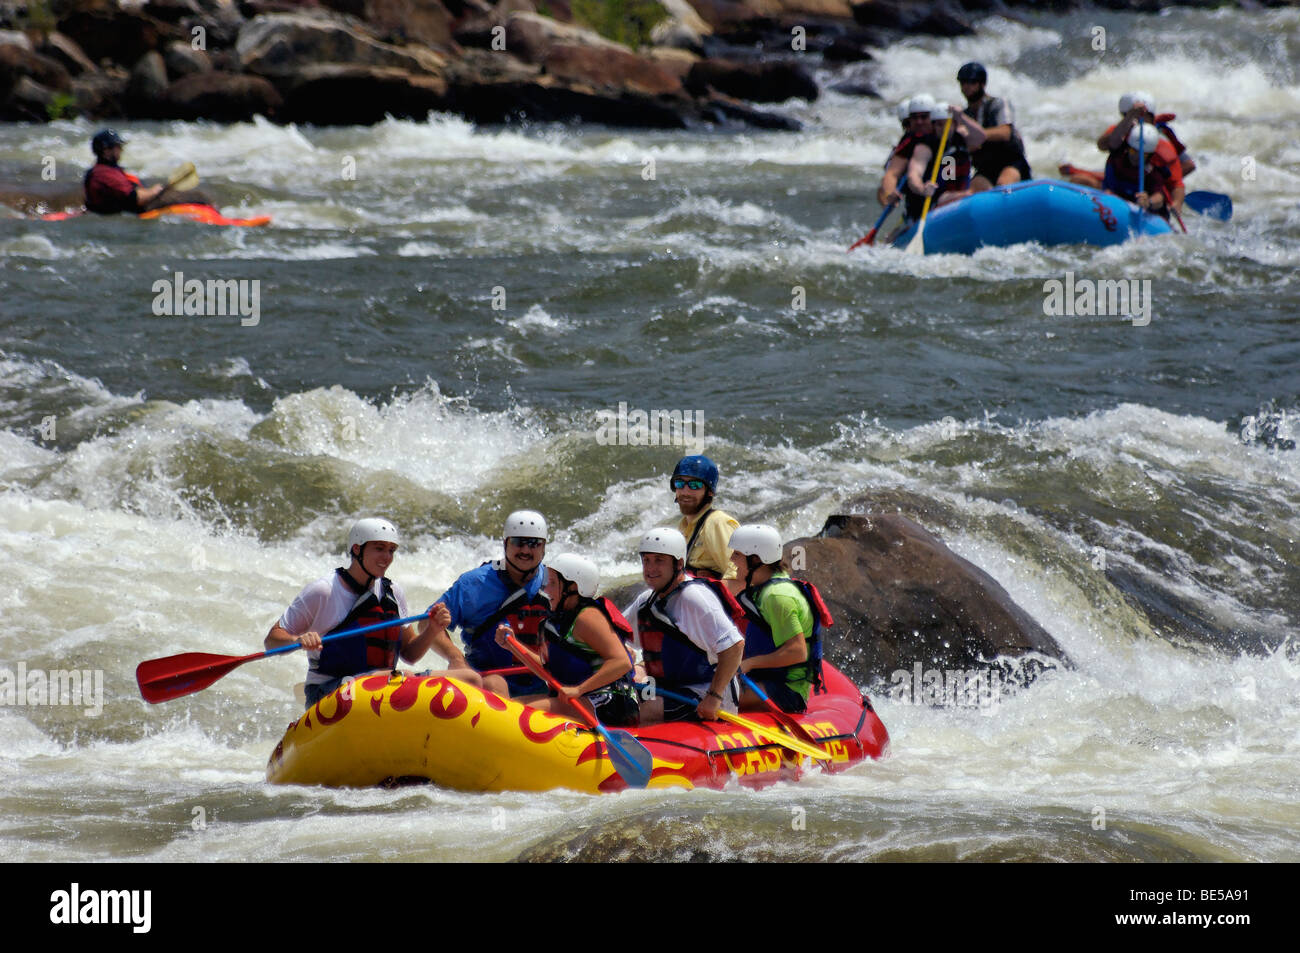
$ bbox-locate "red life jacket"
[463,569,552,674]
[313,570,403,679]
[83,163,141,214]
[638,577,740,686]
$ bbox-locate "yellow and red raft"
[266,663,889,792]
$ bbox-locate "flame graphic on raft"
[269,671,888,791]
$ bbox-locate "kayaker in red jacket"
[83,129,212,214]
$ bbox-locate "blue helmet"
[671,455,719,494]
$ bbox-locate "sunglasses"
[671,478,706,491]
[508,537,545,549]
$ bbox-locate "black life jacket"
[313,569,403,679]
[905,130,972,220]
[737,575,832,694]
[544,596,635,687]
[637,577,741,687]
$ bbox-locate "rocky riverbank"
[3,0,1290,130]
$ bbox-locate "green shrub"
[569,0,669,50]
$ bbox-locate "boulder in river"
[786,508,1070,689]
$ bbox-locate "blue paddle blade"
[1185,191,1233,221]
[599,727,653,788]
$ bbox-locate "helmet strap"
[349,543,376,589]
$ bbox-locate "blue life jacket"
[637,578,739,689]
[737,576,831,694]
[463,567,551,675]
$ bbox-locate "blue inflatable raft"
[890,179,1172,254]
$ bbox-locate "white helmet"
[347,518,400,556]
[639,528,687,562]
[546,553,599,598]
[897,98,912,121]
[1126,122,1159,154]
[929,102,951,122]
[907,93,936,117]
[729,524,783,564]
[503,510,548,541]
[1119,91,1156,116]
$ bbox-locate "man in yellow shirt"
[670,455,742,595]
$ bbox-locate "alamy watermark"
[595,402,705,450]
[889,662,1002,714]
[0,663,104,717]
[50,883,150,933]
[1043,271,1151,326]
[152,270,260,326]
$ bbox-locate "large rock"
[72,66,128,116]
[683,0,773,32]
[786,510,1069,687]
[543,42,684,97]
[126,49,169,108]
[37,31,99,75]
[503,11,625,66]
[54,0,181,65]
[277,62,447,123]
[317,0,458,51]
[236,11,445,78]
[163,39,213,77]
[850,0,975,33]
[2,75,56,119]
[165,69,282,118]
[687,56,817,102]
[0,42,74,94]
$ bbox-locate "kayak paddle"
[135,611,429,704]
[738,672,831,754]
[904,115,953,255]
[164,162,199,193]
[646,684,833,761]
[1184,190,1232,221]
[504,634,653,789]
[848,191,901,252]
[1161,184,1187,233]
[1137,121,1146,217]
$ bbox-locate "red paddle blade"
[136,651,260,704]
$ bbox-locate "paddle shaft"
[738,672,829,750]
[905,116,953,254]
[1161,185,1187,233]
[848,190,902,252]
[503,634,652,787]
[644,684,832,760]
[1137,123,1145,206]
[136,611,429,703]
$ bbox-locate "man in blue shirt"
[422,510,551,697]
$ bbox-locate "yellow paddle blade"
[166,162,199,192]
[715,709,833,761]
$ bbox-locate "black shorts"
[973,149,1032,184]
[586,683,639,727]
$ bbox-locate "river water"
[1,9,1298,864]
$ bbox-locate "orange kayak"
[41,203,270,227]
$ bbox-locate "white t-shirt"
[624,580,742,711]
[279,571,409,687]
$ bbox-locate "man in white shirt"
[623,527,744,723]
[265,518,480,708]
